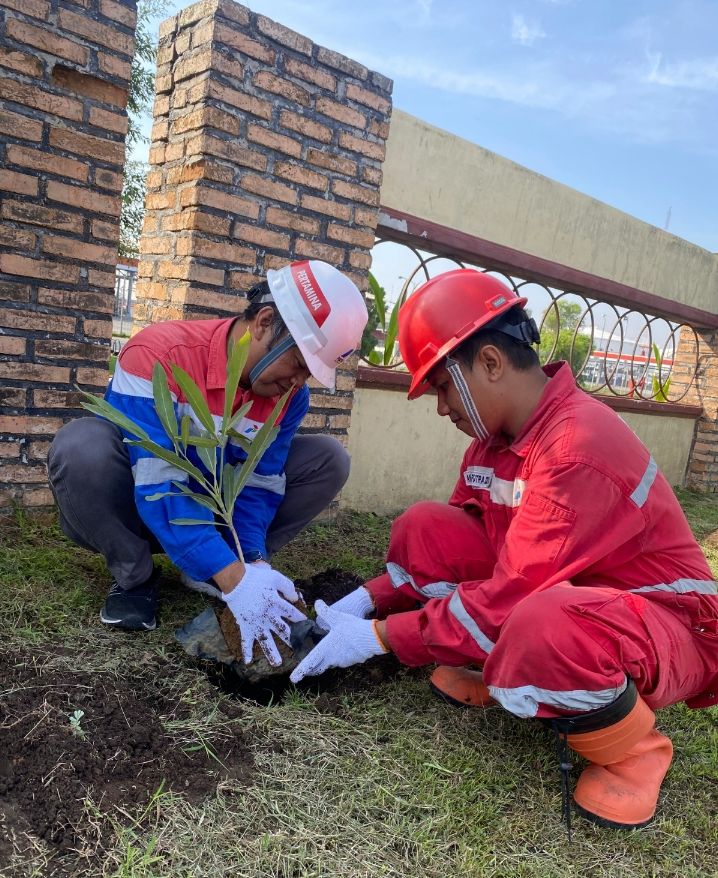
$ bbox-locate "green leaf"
[223,332,251,429]
[231,428,280,508]
[184,434,221,448]
[170,363,217,434]
[652,374,671,403]
[650,343,671,402]
[180,415,191,449]
[125,439,205,483]
[152,362,178,442]
[78,392,151,442]
[170,518,222,526]
[221,462,237,512]
[170,482,220,514]
[226,400,253,434]
[145,490,216,513]
[229,389,289,506]
[196,443,217,475]
[226,429,252,454]
[368,271,386,328]
[383,295,402,365]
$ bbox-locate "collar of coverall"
[495,361,572,456]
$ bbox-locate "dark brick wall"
[0,0,136,507]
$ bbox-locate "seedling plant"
[79,332,291,563]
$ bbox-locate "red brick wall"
[0,0,135,508]
[137,0,392,445]
[672,329,718,490]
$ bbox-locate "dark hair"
[243,280,288,348]
[452,305,540,371]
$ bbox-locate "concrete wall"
[619,410,694,487]
[342,386,469,514]
[381,110,717,313]
[341,386,694,514]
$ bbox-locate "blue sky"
[142,0,718,252]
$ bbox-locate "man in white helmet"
[48,260,368,664]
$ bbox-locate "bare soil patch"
[0,569,406,875]
[0,649,253,876]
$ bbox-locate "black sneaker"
[100,570,158,631]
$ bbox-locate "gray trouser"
[47,418,350,589]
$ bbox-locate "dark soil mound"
[0,650,253,875]
[294,568,366,605]
[207,569,407,706]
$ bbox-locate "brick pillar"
[137,0,392,447]
[672,329,718,491]
[0,0,135,508]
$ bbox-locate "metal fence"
[365,221,702,406]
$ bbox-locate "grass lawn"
[0,492,717,877]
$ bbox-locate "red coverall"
[365,363,718,719]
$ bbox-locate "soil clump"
[207,569,406,706]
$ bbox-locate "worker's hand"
[289,600,387,683]
[222,564,306,666]
[327,585,374,618]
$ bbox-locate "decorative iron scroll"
[364,237,700,404]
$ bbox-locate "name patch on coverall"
[464,466,494,489]
[464,467,527,507]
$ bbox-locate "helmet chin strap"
[248,333,296,385]
[445,356,490,442]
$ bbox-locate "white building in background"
[113,261,138,348]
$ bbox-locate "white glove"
[223,564,306,666]
[328,585,374,618]
[289,600,387,683]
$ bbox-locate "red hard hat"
[398,269,527,400]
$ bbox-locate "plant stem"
[228,519,244,562]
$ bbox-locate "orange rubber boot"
[429,666,495,708]
[568,696,673,829]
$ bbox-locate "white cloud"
[348,46,714,152]
[511,13,546,46]
[364,52,609,113]
[645,54,718,91]
[416,0,432,23]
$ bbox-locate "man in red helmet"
[290,269,718,831]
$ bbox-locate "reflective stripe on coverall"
[365,363,718,719]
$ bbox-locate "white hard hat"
[266,260,368,389]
